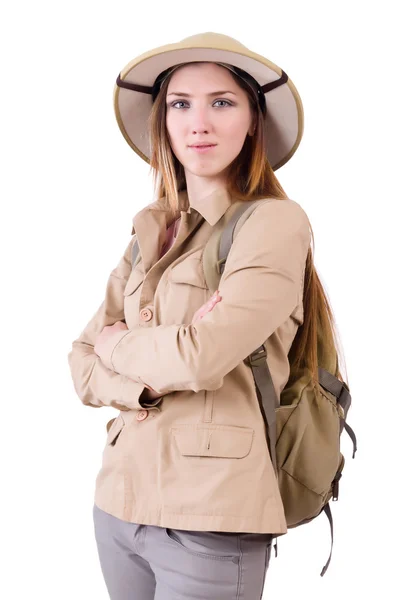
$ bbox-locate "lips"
[188,143,217,154]
[189,144,216,148]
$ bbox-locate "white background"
[1,1,396,598]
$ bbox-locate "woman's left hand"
[94,321,128,358]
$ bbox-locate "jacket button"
[140,307,153,321]
[136,410,149,421]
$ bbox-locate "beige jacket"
[67,187,311,534]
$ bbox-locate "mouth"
[188,144,217,153]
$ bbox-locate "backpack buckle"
[332,471,343,501]
[216,258,226,275]
[246,344,267,367]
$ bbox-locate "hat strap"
[262,69,288,93]
[116,74,152,94]
[116,69,288,95]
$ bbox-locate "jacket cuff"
[119,376,149,410]
[101,331,163,410]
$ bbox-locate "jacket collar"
[178,187,235,227]
[131,186,235,226]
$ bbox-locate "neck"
[184,172,228,207]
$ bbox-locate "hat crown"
[178,32,249,52]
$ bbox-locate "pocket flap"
[123,265,145,296]
[106,415,125,446]
[168,255,207,289]
[106,417,116,433]
[171,424,254,458]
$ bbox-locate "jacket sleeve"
[98,199,312,394]
[67,237,162,410]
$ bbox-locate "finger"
[209,295,221,307]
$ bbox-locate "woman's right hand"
[192,290,222,324]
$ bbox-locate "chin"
[190,169,221,178]
[187,162,228,178]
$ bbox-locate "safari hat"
[114,31,304,171]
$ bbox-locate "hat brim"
[114,40,304,171]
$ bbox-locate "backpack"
[131,197,357,576]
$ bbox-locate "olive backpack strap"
[316,369,356,576]
[202,198,280,476]
[131,236,141,269]
[318,368,357,457]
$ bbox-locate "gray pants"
[93,504,273,599]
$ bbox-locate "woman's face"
[165,62,254,183]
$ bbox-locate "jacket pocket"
[167,250,208,289]
[162,424,256,515]
[171,424,254,459]
[106,417,116,433]
[123,263,145,296]
[123,263,146,325]
[106,414,125,446]
[165,250,209,323]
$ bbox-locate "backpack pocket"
[276,376,342,526]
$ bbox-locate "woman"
[68,32,337,599]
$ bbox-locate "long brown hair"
[147,63,348,387]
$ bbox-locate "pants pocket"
[163,527,240,561]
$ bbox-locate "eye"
[169,101,188,109]
[213,100,233,107]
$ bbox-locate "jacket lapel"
[131,204,203,274]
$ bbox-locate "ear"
[248,114,257,137]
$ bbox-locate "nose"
[190,106,212,136]
[192,127,209,135]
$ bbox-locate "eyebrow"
[166,91,237,98]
